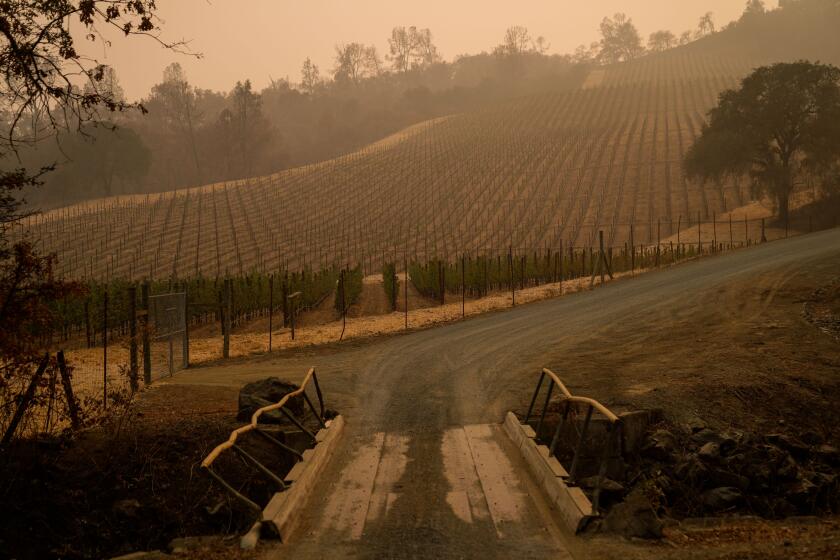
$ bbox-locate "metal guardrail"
[524,367,621,512]
[201,367,326,513]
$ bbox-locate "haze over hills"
[14,0,840,281]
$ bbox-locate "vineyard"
[10,47,835,283]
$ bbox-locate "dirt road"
[167,228,840,559]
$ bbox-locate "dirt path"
[165,228,840,558]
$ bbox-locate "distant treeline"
[9,0,839,210]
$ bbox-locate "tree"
[598,13,645,64]
[387,26,440,73]
[742,0,767,18]
[0,0,178,439]
[696,12,716,38]
[685,62,840,223]
[499,26,532,56]
[572,42,601,64]
[82,65,125,105]
[300,57,322,95]
[44,124,151,198]
[333,43,381,83]
[149,63,203,185]
[679,30,694,45]
[648,30,677,53]
[226,80,273,178]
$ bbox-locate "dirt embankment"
[0,385,265,560]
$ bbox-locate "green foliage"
[381,263,399,312]
[685,61,840,221]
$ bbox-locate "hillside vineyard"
[16,53,761,281]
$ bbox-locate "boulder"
[766,433,809,458]
[602,488,664,539]
[579,476,625,494]
[700,487,742,511]
[237,378,305,423]
[698,442,721,460]
[814,444,839,465]
[642,429,678,462]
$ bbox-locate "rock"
[814,444,839,464]
[112,499,141,519]
[602,488,664,539]
[783,475,818,504]
[707,468,750,491]
[674,455,708,483]
[642,429,678,462]
[237,378,304,423]
[766,434,809,458]
[801,431,824,446]
[685,416,706,434]
[698,442,721,460]
[690,428,724,446]
[701,487,742,511]
[579,476,625,494]
[776,454,799,481]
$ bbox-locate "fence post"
[84,299,91,348]
[182,285,189,369]
[128,285,138,393]
[630,225,635,274]
[1,354,50,445]
[142,282,151,385]
[102,289,108,409]
[404,256,409,329]
[558,240,564,293]
[57,350,80,430]
[461,254,466,318]
[712,213,717,251]
[697,211,702,254]
[508,247,515,307]
[223,278,231,359]
[761,218,767,243]
[269,274,274,352]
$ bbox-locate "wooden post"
[268,274,274,352]
[182,285,189,368]
[128,285,138,392]
[729,214,734,248]
[745,215,749,246]
[599,231,606,285]
[223,278,231,359]
[404,256,408,329]
[630,225,635,274]
[142,282,151,385]
[339,269,347,341]
[508,247,515,307]
[102,289,108,409]
[656,219,661,268]
[761,218,767,243]
[84,299,91,348]
[57,351,80,430]
[461,255,465,318]
[697,211,702,254]
[559,240,564,294]
[1,354,50,444]
[677,215,682,246]
[712,213,717,251]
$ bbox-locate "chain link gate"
[147,292,188,380]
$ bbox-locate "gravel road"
[167,228,840,559]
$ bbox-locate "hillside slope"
[15,1,840,281]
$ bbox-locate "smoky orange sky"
[83,0,768,100]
